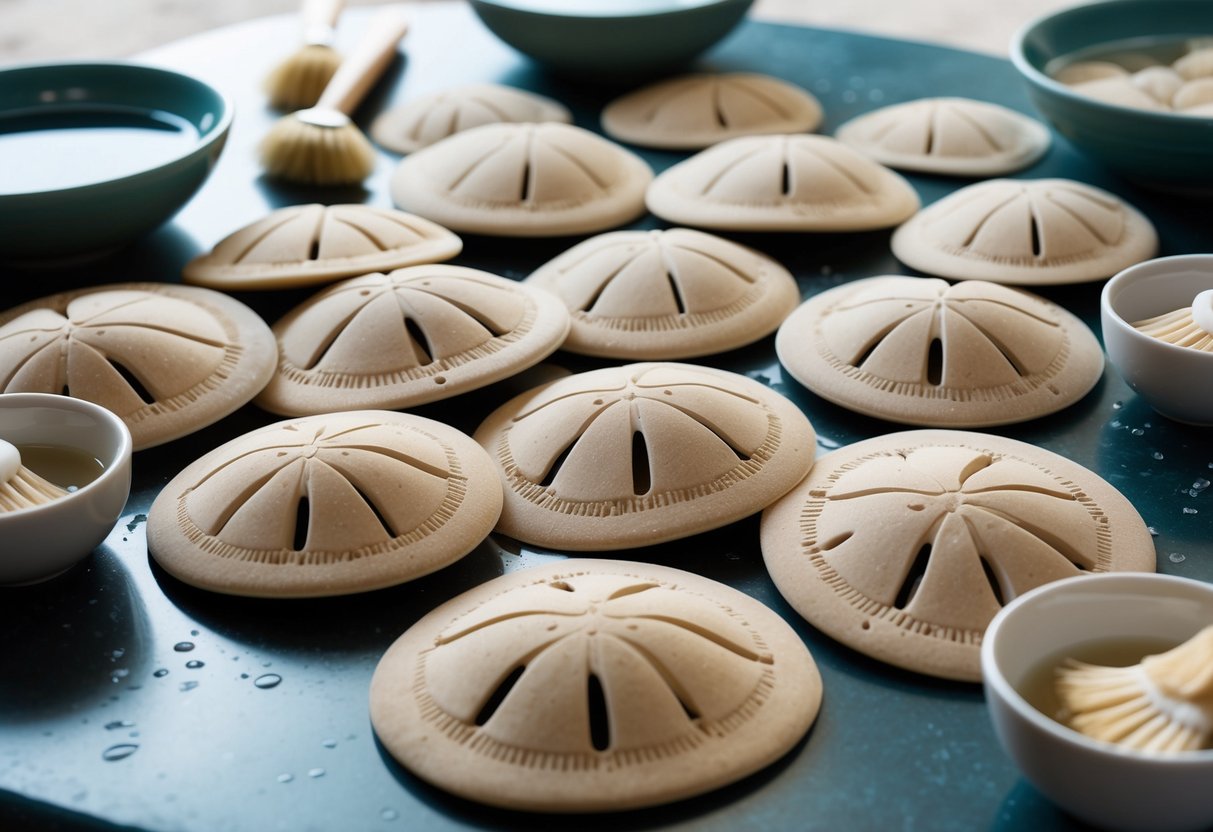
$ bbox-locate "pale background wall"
[0,0,1075,62]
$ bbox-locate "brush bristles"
[0,468,68,512]
[264,45,342,111]
[1056,659,1210,753]
[1132,308,1213,352]
[260,116,377,186]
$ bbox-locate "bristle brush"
[260,7,409,186]
[264,0,347,111]
[1055,625,1213,753]
[0,438,67,512]
[1132,289,1213,352]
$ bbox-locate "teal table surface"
[1,4,1210,831]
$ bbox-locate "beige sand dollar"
[147,411,502,598]
[601,72,823,150]
[0,284,276,450]
[775,276,1104,427]
[761,430,1156,682]
[835,98,1050,176]
[390,122,653,237]
[892,178,1158,285]
[257,264,570,416]
[526,228,800,359]
[182,204,462,291]
[372,83,572,155]
[646,134,920,232]
[370,559,823,811]
[474,362,816,551]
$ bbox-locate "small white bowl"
[0,393,132,584]
[1102,254,1213,425]
[982,573,1213,832]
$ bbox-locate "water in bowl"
[16,443,105,492]
[0,106,200,195]
[1047,35,1213,76]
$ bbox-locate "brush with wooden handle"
[260,7,409,186]
[264,0,347,111]
[0,438,67,512]
[1132,289,1213,352]
[1055,625,1213,753]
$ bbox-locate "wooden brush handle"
[1144,625,1213,701]
[302,0,344,46]
[315,7,408,116]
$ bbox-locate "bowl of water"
[1011,0,1213,193]
[0,62,231,263]
[469,0,755,77]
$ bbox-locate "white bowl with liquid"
[982,573,1213,832]
[0,393,132,584]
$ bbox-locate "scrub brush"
[1055,626,1213,753]
[260,8,409,186]
[0,438,67,512]
[1132,289,1213,352]
[264,0,346,111]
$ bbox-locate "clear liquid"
[16,444,104,491]
[1017,635,1180,724]
[0,106,199,195]
[1048,35,1213,77]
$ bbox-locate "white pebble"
[1055,61,1128,85]
[1132,66,1184,105]
[1174,47,1213,81]
[1174,77,1213,110]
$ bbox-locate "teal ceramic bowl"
[1011,0,1213,193]
[0,62,232,263]
[469,0,755,77]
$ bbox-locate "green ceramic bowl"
[469,0,755,77]
[1011,0,1213,193]
[0,62,231,263]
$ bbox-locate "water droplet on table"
[179,681,199,692]
[1131,428,1144,436]
[102,744,138,762]
[277,773,293,784]
[185,660,204,669]
[308,768,325,778]
[153,669,169,678]
[104,720,134,731]
[173,642,194,653]
[254,674,282,690]
[1152,452,1165,460]
[321,739,337,749]
[1169,552,1187,564]
[1183,507,1199,515]
[1147,526,1159,536]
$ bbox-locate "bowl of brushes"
[0,393,133,585]
[1102,254,1213,426]
[982,573,1213,832]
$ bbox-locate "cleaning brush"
[0,438,67,512]
[1132,289,1213,352]
[260,8,409,186]
[264,0,346,111]
[1055,625,1213,753]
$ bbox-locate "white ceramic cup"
[0,393,132,584]
[1101,254,1213,425]
[982,573,1213,832]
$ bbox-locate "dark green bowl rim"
[1011,0,1213,127]
[0,60,234,199]
[470,0,750,23]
